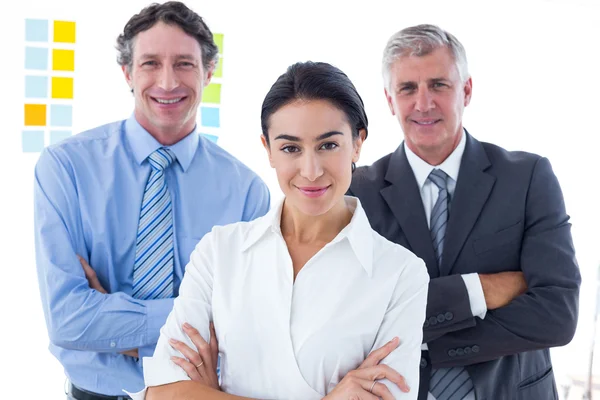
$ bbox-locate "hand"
[479,271,527,310]
[324,337,409,400]
[169,322,220,390]
[78,255,107,294]
[78,255,138,357]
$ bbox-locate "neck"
[135,111,194,146]
[280,197,352,244]
[411,128,463,166]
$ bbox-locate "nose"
[415,86,434,112]
[299,152,324,182]
[157,65,179,91]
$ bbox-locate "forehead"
[390,47,459,84]
[269,100,351,137]
[133,21,202,59]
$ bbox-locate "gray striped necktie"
[132,148,176,300]
[428,169,475,400]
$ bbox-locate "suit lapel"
[440,132,496,276]
[381,145,439,279]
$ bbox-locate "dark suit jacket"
[348,132,580,400]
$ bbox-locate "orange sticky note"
[24,104,47,126]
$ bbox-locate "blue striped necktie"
[132,148,176,300]
[428,169,475,400]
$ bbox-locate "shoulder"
[477,139,545,173]
[350,152,394,190]
[197,137,263,182]
[370,229,429,284]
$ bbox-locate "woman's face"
[262,99,364,217]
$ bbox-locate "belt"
[69,384,132,400]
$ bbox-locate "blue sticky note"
[201,107,220,128]
[25,75,48,98]
[22,130,45,152]
[25,47,48,70]
[50,130,72,145]
[50,104,73,127]
[25,19,49,42]
[201,133,219,143]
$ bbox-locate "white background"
[0,0,598,398]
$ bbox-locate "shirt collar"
[404,128,466,189]
[241,196,374,277]
[124,113,199,172]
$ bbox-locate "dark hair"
[116,1,219,72]
[260,61,369,145]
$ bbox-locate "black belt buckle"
[69,384,131,400]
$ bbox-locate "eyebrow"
[273,131,344,142]
[396,77,449,88]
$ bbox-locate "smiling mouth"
[412,119,441,125]
[152,97,186,104]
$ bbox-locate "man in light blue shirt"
[33,2,270,399]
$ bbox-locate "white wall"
[1,0,598,398]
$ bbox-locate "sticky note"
[22,131,45,152]
[201,133,218,143]
[52,77,74,99]
[25,19,48,42]
[214,57,223,78]
[52,49,75,71]
[214,33,224,54]
[24,104,47,126]
[50,130,72,145]
[202,83,221,104]
[201,107,220,128]
[25,47,48,70]
[50,104,73,127]
[25,75,48,98]
[54,20,76,43]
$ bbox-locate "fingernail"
[183,322,191,329]
[170,356,177,362]
[390,336,399,344]
[403,385,411,392]
[169,338,178,344]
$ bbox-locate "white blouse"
[129,196,429,399]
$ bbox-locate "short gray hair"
[382,24,469,91]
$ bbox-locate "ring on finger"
[369,380,377,393]
[195,361,204,368]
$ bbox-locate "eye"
[142,60,157,66]
[281,145,300,154]
[433,82,448,89]
[178,62,195,68]
[398,86,415,95]
[319,142,338,150]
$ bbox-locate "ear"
[203,61,215,88]
[384,87,396,116]
[260,134,274,168]
[122,65,133,91]
[463,76,473,107]
[352,129,367,163]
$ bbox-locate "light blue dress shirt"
[33,115,270,396]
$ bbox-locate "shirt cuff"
[123,387,146,400]
[421,343,429,350]
[146,298,175,343]
[461,273,487,319]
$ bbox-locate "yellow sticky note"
[214,57,223,78]
[52,49,75,71]
[214,33,224,54]
[52,77,74,99]
[54,21,76,43]
[202,83,221,104]
[24,104,47,126]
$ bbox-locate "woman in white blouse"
[133,61,429,400]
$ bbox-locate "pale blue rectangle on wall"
[200,107,220,128]
[25,19,49,42]
[25,47,48,70]
[50,105,73,126]
[50,130,72,145]
[25,75,48,98]
[22,130,45,152]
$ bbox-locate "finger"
[209,322,218,371]
[364,364,409,392]
[368,380,395,400]
[170,356,203,381]
[169,338,206,376]
[359,337,400,368]
[183,323,213,367]
[353,378,382,400]
[78,255,107,294]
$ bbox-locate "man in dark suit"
[349,24,580,400]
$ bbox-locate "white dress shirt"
[404,131,483,400]
[128,196,429,399]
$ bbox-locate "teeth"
[417,121,436,125]
[156,98,182,104]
